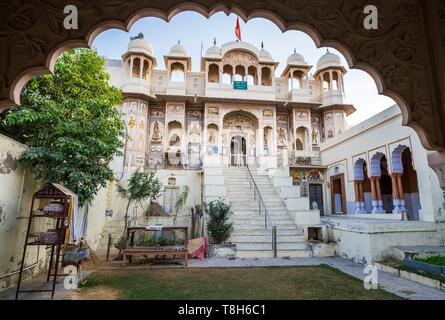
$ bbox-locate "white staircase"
[224,166,309,258]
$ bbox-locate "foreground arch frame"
[0,1,444,184]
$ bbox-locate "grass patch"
[379,258,445,284]
[79,265,402,300]
[399,265,445,283]
[414,255,445,267]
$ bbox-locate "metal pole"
[106,234,112,261]
[272,226,277,258]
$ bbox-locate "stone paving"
[1,257,444,300]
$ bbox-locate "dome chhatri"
[127,33,155,58]
[168,40,189,57]
[317,49,342,70]
[205,37,222,58]
[259,41,273,62]
[287,48,307,66]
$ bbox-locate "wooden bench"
[122,246,188,266]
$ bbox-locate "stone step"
[236,242,308,251]
[231,217,294,224]
[233,229,304,236]
[233,224,298,230]
[233,235,305,242]
[232,213,291,218]
[236,250,310,258]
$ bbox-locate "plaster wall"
[321,105,443,222]
[0,134,42,291]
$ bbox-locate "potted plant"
[204,199,236,258]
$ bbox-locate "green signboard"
[233,81,248,90]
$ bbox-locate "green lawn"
[78,265,401,300]
[415,255,445,267]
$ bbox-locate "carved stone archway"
[0,0,444,188]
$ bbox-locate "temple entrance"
[231,135,246,166]
[309,183,324,215]
[330,174,346,214]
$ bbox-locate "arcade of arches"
[353,148,420,220]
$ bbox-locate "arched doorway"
[223,110,258,166]
[231,135,246,166]
[353,158,372,213]
[370,152,389,214]
[379,155,393,213]
[391,145,421,220]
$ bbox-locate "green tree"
[205,199,233,244]
[117,168,162,233]
[174,185,190,225]
[0,49,125,206]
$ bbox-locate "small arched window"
[170,62,185,82]
[234,65,245,82]
[208,64,220,83]
[322,72,331,92]
[247,66,258,86]
[132,58,141,78]
[261,67,272,86]
[142,60,149,80]
[222,65,233,84]
[332,72,340,91]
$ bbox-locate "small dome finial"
[130,33,144,41]
[178,40,181,45]
[294,48,297,54]
[261,41,264,49]
[213,37,217,46]
[326,48,330,53]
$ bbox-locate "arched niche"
[261,67,272,86]
[207,123,219,145]
[168,121,182,148]
[170,62,185,82]
[208,64,220,83]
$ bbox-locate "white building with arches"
[99,34,445,262]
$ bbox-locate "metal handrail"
[244,163,277,258]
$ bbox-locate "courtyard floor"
[68,265,400,300]
[2,257,445,300]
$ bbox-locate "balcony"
[289,150,322,167]
[287,88,311,103]
[166,81,186,96]
[121,78,150,96]
[321,90,344,106]
[205,82,276,101]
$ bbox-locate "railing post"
[265,208,267,229]
[272,226,277,258]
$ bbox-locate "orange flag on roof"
[235,17,242,41]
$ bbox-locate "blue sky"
[92,12,395,125]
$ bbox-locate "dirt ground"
[65,285,121,300]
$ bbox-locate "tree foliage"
[117,168,162,231]
[205,199,233,244]
[0,49,125,206]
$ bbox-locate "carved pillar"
[396,174,407,213]
[391,173,402,213]
[354,180,360,213]
[130,57,134,79]
[358,180,366,213]
[371,177,385,213]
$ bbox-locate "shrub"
[205,199,233,244]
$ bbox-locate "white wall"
[0,134,43,291]
[320,105,443,222]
